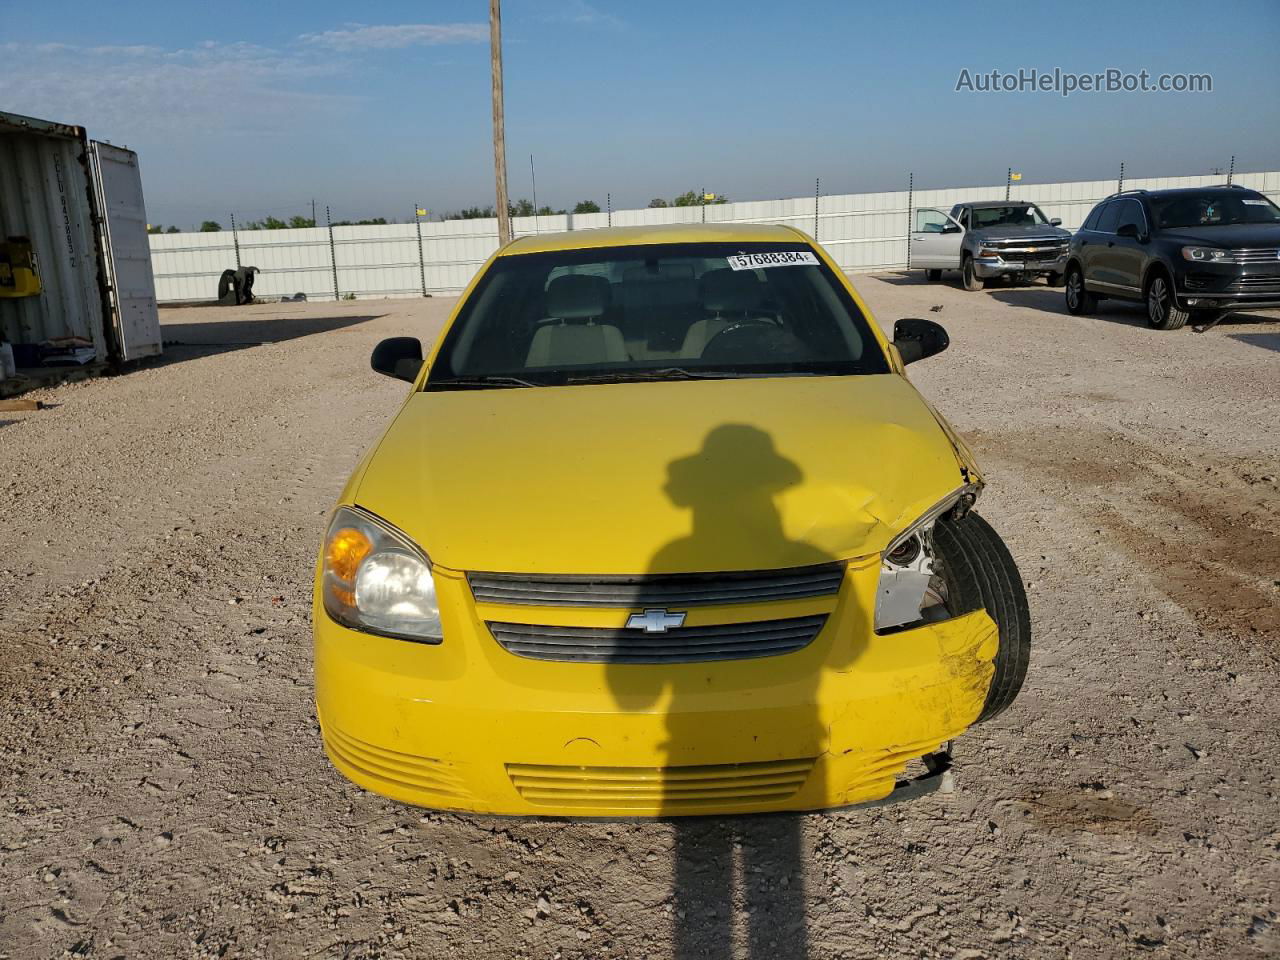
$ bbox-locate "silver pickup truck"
[910,201,1072,291]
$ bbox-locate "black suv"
[1063,186,1280,329]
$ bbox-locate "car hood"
[354,375,968,574]
[972,224,1071,242]
[1159,223,1280,248]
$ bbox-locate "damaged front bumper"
[313,556,998,817]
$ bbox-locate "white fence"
[149,170,1280,304]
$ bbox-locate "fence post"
[814,177,820,240]
[230,213,241,269]
[701,187,706,224]
[1005,167,1012,201]
[327,205,340,301]
[607,192,612,228]
[415,205,427,298]
[905,172,913,270]
[1227,155,1235,185]
[1118,161,1125,193]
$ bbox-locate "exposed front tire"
[933,512,1031,723]
[925,269,942,282]
[1146,273,1189,330]
[961,255,984,291]
[1064,264,1096,315]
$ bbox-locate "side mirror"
[1050,218,1063,226]
[1115,223,1146,241]
[371,337,424,382]
[941,223,962,234]
[893,318,949,366]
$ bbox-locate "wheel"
[961,255,984,291]
[932,511,1031,723]
[1045,271,1065,287]
[925,269,942,282]
[1064,264,1096,315]
[1145,273,1189,330]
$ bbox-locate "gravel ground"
[1,274,1278,960]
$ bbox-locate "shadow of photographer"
[607,424,868,959]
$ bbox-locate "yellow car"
[313,224,1030,817]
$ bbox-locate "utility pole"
[490,0,511,245]
[311,198,317,226]
[530,154,539,233]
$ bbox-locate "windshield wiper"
[429,375,543,389]
[565,367,745,384]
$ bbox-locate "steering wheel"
[702,318,809,364]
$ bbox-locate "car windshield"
[970,205,1050,228]
[427,242,889,388]
[1150,192,1280,229]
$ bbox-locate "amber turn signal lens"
[327,527,373,583]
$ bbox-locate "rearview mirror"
[371,337,424,382]
[893,318,949,366]
[1050,218,1063,226]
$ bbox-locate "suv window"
[1082,203,1105,231]
[1150,191,1280,228]
[1094,202,1121,234]
[428,242,890,388]
[1114,200,1146,234]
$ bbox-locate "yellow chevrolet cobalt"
[313,224,1030,817]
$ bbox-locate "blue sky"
[2,0,1277,228]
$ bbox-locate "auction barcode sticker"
[726,251,819,271]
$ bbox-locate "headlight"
[978,247,999,257]
[874,485,978,633]
[1181,246,1229,262]
[322,506,442,643]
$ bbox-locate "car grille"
[1228,247,1280,264]
[467,564,845,607]
[487,614,827,663]
[1226,276,1280,293]
[506,757,817,808]
[984,241,1067,263]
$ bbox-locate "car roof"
[499,222,807,256]
[956,200,1037,209]
[1140,186,1264,199]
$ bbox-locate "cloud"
[299,23,488,51]
[0,41,353,141]
[547,1,627,30]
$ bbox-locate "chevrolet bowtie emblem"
[625,608,687,633]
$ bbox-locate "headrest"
[546,274,611,320]
[700,268,763,313]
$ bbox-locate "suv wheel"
[1064,265,1096,315]
[1146,273,1189,330]
[925,268,942,282]
[961,255,984,291]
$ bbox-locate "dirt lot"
[2,274,1278,960]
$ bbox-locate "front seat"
[682,269,765,357]
[526,274,629,367]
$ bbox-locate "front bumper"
[313,556,998,817]
[1176,264,1280,311]
[973,254,1067,279]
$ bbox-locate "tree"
[262,216,288,230]
[573,200,600,214]
[672,190,729,207]
[165,226,181,234]
[510,198,535,217]
[288,215,316,228]
[200,221,222,232]
[444,206,497,220]
[146,224,163,234]
[536,205,561,216]
[647,198,668,208]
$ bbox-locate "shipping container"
[0,110,161,395]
